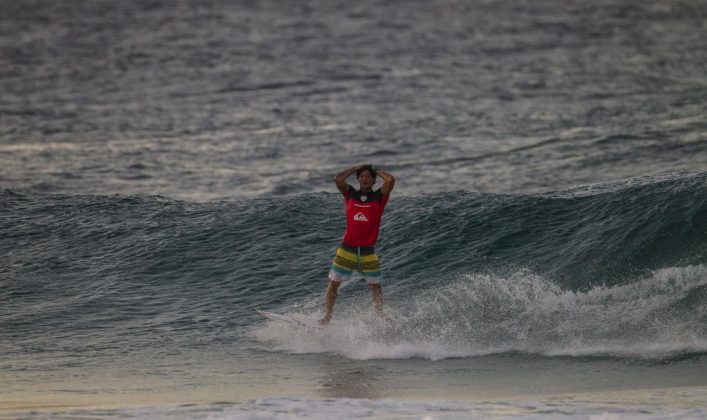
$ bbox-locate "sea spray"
[252,265,707,360]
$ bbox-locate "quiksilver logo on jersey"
[353,212,369,222]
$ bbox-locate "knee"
[327,280,341,295]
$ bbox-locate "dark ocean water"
[1,0,707,417]
[2,172,706,364]
[1,0,705,200]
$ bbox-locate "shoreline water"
[3,351,707,416]
[3,385,707,418]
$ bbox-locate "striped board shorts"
[329,246,382,284]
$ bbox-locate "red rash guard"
[341,185,389,248]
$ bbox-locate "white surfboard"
[256,309,323,330]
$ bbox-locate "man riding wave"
[320,164,395,325]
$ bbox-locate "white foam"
[250,265,707,361]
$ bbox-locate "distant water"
[0,0,705,200]
[1,0,706,418]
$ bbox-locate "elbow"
[383,176,395,193]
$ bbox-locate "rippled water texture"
[1,0,705,200]
[2,0,706,417]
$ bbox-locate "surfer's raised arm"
[334,165,362,194]
[377,169,395,196]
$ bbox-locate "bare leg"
[320,280,341,325]
[367,283,384,318]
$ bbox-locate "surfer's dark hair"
[356,164,377,180]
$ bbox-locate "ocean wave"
[2,173,706,359]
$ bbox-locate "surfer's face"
[358,170,375,191]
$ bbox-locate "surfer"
[320,164,395,325]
